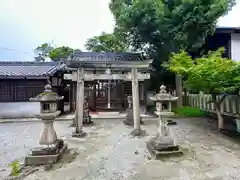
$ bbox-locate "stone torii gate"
[64,52,152,137]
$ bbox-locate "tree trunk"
[175,75,183,108]
[215,104,224,130]
[212,94,226,130]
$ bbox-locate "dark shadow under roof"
[0,61,64,78]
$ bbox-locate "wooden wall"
[0,79,47,102]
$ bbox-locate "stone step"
[97,111,120,116]
[91,114,126,119]
[90,112,155,119]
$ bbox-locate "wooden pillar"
[58,86,65,114]
[69,81,74,112]
[143,80,148,114]
[176,75,183,108]
[107,80,111,108]
[121,80,125,109]
[131,68,141,131]
[97,82,100,97]
[92,81,96,111]
[71,82,76,111]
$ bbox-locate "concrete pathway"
[1,118,240,179]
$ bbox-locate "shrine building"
[64,51,152,112]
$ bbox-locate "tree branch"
[219,94,227,104]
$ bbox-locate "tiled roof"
[0,61,64,77]
[70,51,144,61]
[216,27,240,33]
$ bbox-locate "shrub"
[9,160,21,176]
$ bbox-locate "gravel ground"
[1,117,240,180]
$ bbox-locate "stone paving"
[1,118,240,179]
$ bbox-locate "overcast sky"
[0,0,239,61]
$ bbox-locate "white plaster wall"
[0,102,40,118]
[231,33,240,61]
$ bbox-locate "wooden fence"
[183,94,240,117]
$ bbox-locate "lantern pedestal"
[37,111,60,145]
[130,128,146,137]
[123,108,144,126]
[146,140,182,159]
[25,139,68,166]
[147,119,183,159]
[154,111,177,125]
[72,131,87,138]
[70,112,93,127]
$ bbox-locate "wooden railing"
[183,94,240,117]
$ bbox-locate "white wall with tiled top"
[231,33,240,61]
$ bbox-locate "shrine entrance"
[94,80,124,111]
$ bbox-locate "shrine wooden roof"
[66,51,152,69]
[69,51,145,61]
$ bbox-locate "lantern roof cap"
[150,85,178,102]
[30,84,64,102]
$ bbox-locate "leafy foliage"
[85,31,129,52]
[165,48,240,129]
[165,47,240,94]
[109,0,236,88]
[49,46,74,61]
[110,0,235,53]
[34,43,54,61]
[162,50,193,75]
[34,43,76,62]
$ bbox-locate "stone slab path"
[1,117,240,179]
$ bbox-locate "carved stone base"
[69,114,93,127]
[25,139,67,166]
[147,135,183,159]
[83,116,93,126]
[167,120,177,125]
[146,141,182,159]
[130,129,146,137]
[123,108,144,126]
[149,135,175,151]
[72,131,87,138]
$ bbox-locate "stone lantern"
[24,84,67,166]
[147,85,182,159]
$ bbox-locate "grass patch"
[173,106,206,117]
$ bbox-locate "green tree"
[34,43,76,61]
[85,31,129,52]
[34,43,54,61]
[109,0,236,88]
[164,47,240,130]
[49,46,74,61]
